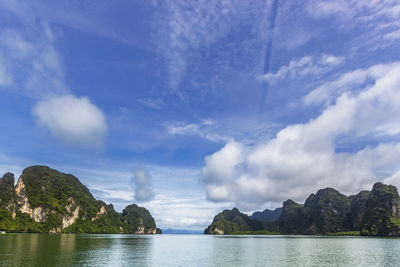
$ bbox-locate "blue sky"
[1,0,400,230]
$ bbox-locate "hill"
[251,208,282,222]
[205,182,400,236]
[0,166,161,234]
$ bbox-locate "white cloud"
[0,1,106,148]
[67,162,229,230]
[0,21,67,97]
[145,194,229,230]
[131,168,154,202]
[384,170,400,187]
[32,95,108,148]
[264,54,344,84]
[168,123,199,136]
[203,62,400,211]
[304,62,400,105]
[306,0,400,49]
[151,1,273,95]
[0,28,35,59]
[166,120,231,143]
[90,186,134,202]
[385,29,400,41]
[201,118,216,126]
[203,142,243,185]
[138,98,164,110]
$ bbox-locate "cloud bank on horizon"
[1,0,400,228]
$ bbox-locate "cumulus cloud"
[131,168,154,202]
[0,1,109,148]
[203,62,400,211]
[264,54,344,84]
[32,95,108,148]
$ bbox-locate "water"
[1,234,400,266]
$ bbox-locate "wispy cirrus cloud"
[304,62,400,105]
[17,0,277,97]
[306,0,400,49]
[138,98,164,110]
[151,0,274,96]
[166,119,231,143]
[264,54,344,84]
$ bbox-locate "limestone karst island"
[0,166,161,234]
[2,165,400,238]
[2,1,400,265]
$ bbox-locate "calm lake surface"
[1,234,400,266]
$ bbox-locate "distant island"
[205,182,400,236]
[0,166,161,234]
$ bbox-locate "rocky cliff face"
[251,207,282,222]
[278,187,373,235]
[0,166,160,234]
[15,177,48,223]
[204,208,265,234]
[0,173,15,210]
[361,183,400,236]
[121,204,157,234]
[92,206,107,221]
[205,182,400,236]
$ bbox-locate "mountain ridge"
[205,182,400,236]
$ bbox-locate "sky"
[1,0,400,230]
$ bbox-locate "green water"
[0,234,400,266]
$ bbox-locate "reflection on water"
[1,234,400,266]
[0,234,153,266]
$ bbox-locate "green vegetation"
[122,204,156,233]
[63,203,123,234]
[251,208,282,222]
[278,188,355,234]
[361,183,400,236]
[0,210,50,233]
[204,208,276,234]
[0,166,159,234]
[0,173,15,210]
[349,190,370,229]
[21,166,99,217]
[205,182,400,237]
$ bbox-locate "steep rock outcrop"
[0,166,160,234]
[349,190,370,229]
[361,183,400,236]
[121,204,157,234]
[251,208,282,222]
[204,208,265,234]
[92,206,107,221]
[206,182,400,236]
[0,173,15,217]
